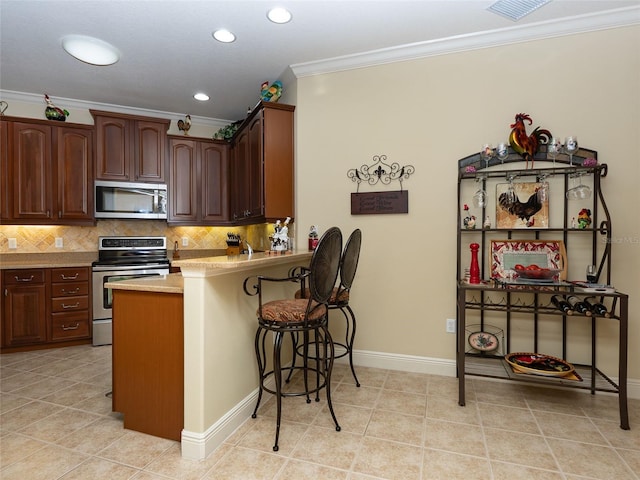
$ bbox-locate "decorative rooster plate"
[496,182,548,229]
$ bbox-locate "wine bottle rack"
[455,147,630,430]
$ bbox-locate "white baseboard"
[181,349,639,459]
[346,349,640,400]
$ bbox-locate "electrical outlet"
[55,237,64,248]
[182,237,189,247]
[8,238,17,249]
[446,318,456,333]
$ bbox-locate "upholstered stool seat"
[259,299,325,324]
[243,226,343,452]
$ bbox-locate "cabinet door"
[95,115,130,181]
[247,114,264,219]
[3,270,47,347]
[0,120,8,220]
[134,121,167,182]
[231,128,250,221]
[263,107,294,220]
[55,127,94,222]
[201,142,229,222]
[168,138,198,222]
[10,122,53,220]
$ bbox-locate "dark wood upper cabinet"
[0,117,93,225]
[56,126,93,221]
[230,102,294,224]
[91,110,169,183]
[201,141,230,223]
[168,136,230,225]
[10,122,53,220]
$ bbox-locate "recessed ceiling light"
[267,7,292,24]
[212,29,236,43]
[194,93,210,101]
[61,35,120,66]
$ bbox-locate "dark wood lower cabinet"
[112,289,184,441]
[1,267,92,351]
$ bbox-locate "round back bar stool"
[293,228,362,386]
[243,226,342,452]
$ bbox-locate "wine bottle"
[551,295,573,315]
[583,298,611,318]
[567,296,592,316]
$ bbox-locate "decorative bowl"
[505,352,575,377]
[514,266,562,280]
[468,331,499,352]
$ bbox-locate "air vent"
[488,0,552,21]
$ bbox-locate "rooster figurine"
[177,114,191,136]
[508,113,551,169]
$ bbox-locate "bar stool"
[243,226,342,452]
[292,228,362,386]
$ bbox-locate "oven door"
[92,266,170,321]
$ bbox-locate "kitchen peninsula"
[108,251,312,458]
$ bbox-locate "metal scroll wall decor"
[347,154,415,215]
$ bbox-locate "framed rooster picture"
[496,182,548,229]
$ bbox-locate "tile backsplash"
[0,221,273,254]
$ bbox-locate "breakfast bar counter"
[108,251,312,456]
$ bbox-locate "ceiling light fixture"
[194,93,210,101]
[267,7,292,24]
[487,0,552,21]
[61,35,120,66]
[212,29,236,43]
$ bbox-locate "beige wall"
[294,26,640,380]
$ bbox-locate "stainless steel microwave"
[95,180,167,219]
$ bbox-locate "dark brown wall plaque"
[351,191,408,215]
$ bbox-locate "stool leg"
[321,325,341,432]
[285,332,298,383]
[343,305,360,387]
[302,330,312,403]
[252,327,267,418]
[272,330,284,452]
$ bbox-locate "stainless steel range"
[91,236,170,346]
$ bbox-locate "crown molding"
[290,6,640,78]
[0,90,231,128]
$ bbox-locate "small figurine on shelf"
[571,217,577,229]
[271,217,291,252]
[577,208,592,229]
[260,80,283,102]
[308,225,319,251]
[177,114,191,136]
[483,215,491,229]
[44,94,69,121]
[463,204,476,229]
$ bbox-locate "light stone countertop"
[0,252,97,269]
[104,251,312,293]
[172,251,312,277]
[106,273,184,294]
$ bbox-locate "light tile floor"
[1,344,639,480]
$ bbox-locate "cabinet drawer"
[51,312,90,340]
[4,269,45,285]
[51,268,89,283]
[51,295,89,312]
[51,282,89,297]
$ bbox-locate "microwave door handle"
[153,190,159,213]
